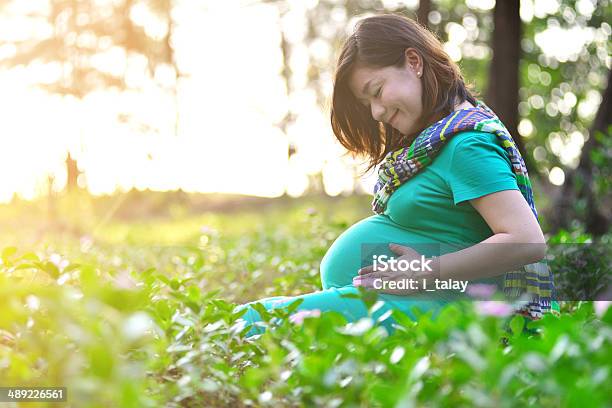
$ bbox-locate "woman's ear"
[404,48,422,74]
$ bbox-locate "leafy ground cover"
[0,194,610,407]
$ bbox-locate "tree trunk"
[65,152,80,192]
[417,0,431,29]
[486,0,528,165]
[553,69,612,236]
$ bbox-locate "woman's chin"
[393,119,413,135]
[391,122,406,134]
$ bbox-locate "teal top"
[237,129,548,338]
[320,130,520,293]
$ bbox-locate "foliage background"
[0,0,610,407]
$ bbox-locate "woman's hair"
[330,13,479,174]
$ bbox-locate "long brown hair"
[330,13,479,174]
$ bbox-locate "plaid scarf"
[372,100,555,319]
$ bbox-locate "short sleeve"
[447,132,519,205]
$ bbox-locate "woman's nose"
[370,102,386,122]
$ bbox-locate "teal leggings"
[233,281,450,338]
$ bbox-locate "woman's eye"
[374,87,381,97]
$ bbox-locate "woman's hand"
[352,243,439,295]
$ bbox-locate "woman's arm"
[430,189,546,281]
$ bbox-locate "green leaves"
[509,315,526,337]
[1,200,611,407]
[1,246,17,265]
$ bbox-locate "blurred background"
[0,3,610,403]
[0,0,610,243]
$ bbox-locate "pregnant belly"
[320,214,447,289]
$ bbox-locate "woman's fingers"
[353,270,421,295]
[353,272,381,287]
[357,264,374,275]
[388,243,419,257]
[360,245,421,276]
[353,275,418,295]
[353,271,397,287]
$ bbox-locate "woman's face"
[348,49,423,135]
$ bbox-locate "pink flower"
[289,309,321,325]
[113,269,138,289]
[594,301,611,318]
[476,301,514,317]
[466,284,497,299]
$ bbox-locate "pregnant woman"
[234,14,558,337]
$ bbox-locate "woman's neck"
[453,99,475,111]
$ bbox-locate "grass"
[0,192,610,407]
